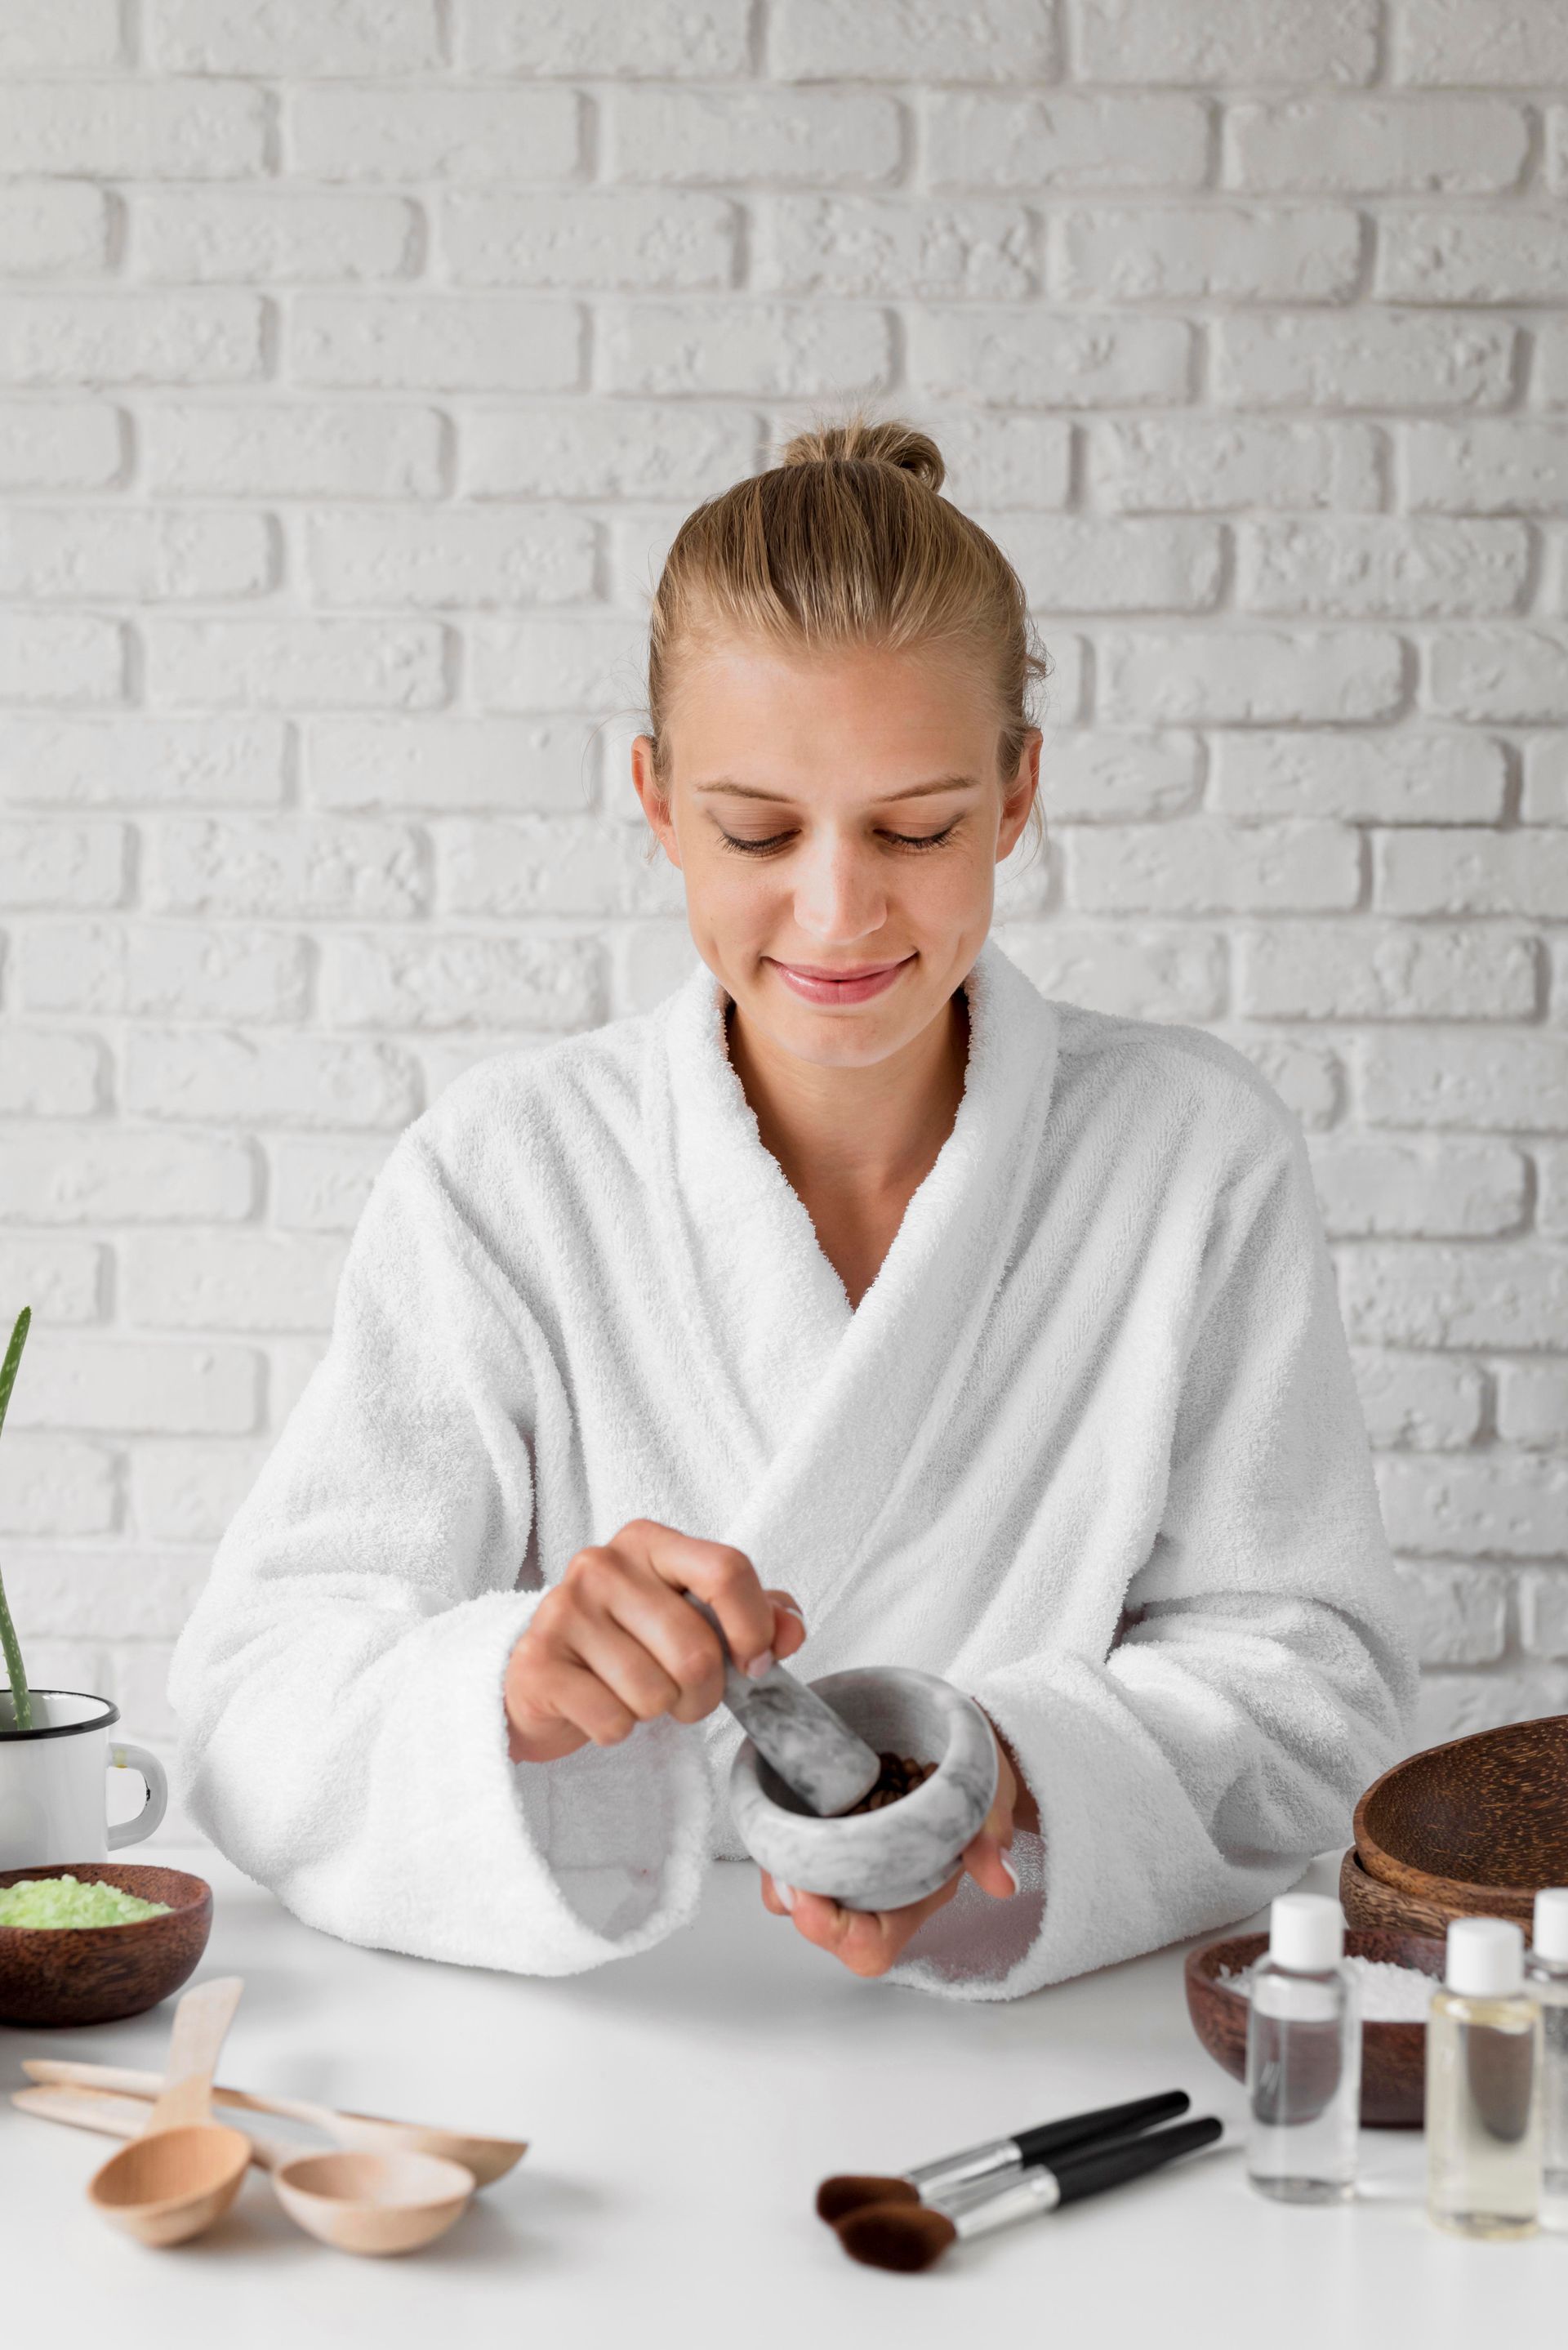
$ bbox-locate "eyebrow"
[691,774,982,805]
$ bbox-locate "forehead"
[663,635,1000,782]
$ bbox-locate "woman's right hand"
[503,1518,806,1765]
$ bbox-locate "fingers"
[765,1590,806,1664]
[629,1520,779,1674]
[962,1827,1020,1901]
[783,1870,964,1978]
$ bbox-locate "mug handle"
[107,1741,168,1851]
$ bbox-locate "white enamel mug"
[0,1689,168,1871]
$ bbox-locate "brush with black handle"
[834,2115,1225,2272]
[816,2087,1192,2223]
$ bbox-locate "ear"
[631,734,683,869]
[996,729,1042,862]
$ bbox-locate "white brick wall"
[1,0,1566,1838]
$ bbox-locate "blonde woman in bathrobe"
[167,410,1417,2001]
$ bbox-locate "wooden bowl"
[1185,1926,1446,2129]
[1354,1715,1568,1926]
[0,1862,212,2027]
[1340,1846,1474,1941]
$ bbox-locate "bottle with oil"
[1427,1915,1542,2241]
[1526,1888,1568,2234]
[1245,1892,1361,2203]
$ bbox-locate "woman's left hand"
[759,1715,1027,1978]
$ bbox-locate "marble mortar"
[728,1667,999,1913]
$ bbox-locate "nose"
[791,827,888,946]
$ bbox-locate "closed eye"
[716,823,961,858]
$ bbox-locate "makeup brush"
[816,2087,1192,2223]
[835,2115,1224,2273]
[683,1594,881,1816]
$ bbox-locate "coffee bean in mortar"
[844,1751,937,1817]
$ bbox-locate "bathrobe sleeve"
[166,1128,714,1977]
[889,1090,1417,2004]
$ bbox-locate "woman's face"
[632,636,1040,1072]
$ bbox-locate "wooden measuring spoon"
[22,2081,477,2257]
[87,1976,252,2247]
[24,2055,526,2186]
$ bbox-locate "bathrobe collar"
[647,936,1062,1623]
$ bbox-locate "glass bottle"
[1526,1887,1568,2235]
[1427,1915,1541,2241]
[1245,1892,1361,2204]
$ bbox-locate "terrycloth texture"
[167,937,1417,1998]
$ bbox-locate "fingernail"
[777,1601,804,1625]
[1000,1850,1020,1894]
[743,1647,776,1681]
[777,1882,796,1912]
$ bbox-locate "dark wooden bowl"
[1353,1715,1568,1925]
[1185,1925,1446,2129]
[0,1862,212,2027]
[1340,1845,1477,1941]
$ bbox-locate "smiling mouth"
[773,956,912,981]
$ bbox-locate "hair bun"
[778,412,945,494]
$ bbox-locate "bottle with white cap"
[1526,1888,1568,2232]
[1427,1915,1542,2240]
[1245,1892,1361,2202]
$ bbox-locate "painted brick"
[1226,98,1529,194]
[1218,1033,1341,1128]
[754,196,1038,299]
[7,1339,261,1436]
[1533,323,1568,409]
[1092,420,1383,513]
[1426,629,1568,724]
[900,412,1073,510]
[442,190,737,291]
[151,816,429,920]
[1378,1456,1568,1558]
[0,82,266,178]
[265,1337,328,1425]
[1379,212,1568,305]
[1361,1033,1568,1132]
[1241,923,1536,1020]
[0,508,274,600]
[0,401,123,491]
[1343,1244,1568,1348]
[0,617,123,707]
[0,1550,215,1637]
[602,300,891,398]
[1098,629,1404,724]
[0,1030,102,1115]
[149,0,442,74]
[136,190,416,283]
[0,294,265,386]
[1024,732,1201,822]
[143,403,446,500]
[124,1028,420,1130]
[604,90,902,188]
[438,816,684,918]
[1539,1147,1568,1239]
[925,93,1208,190]
[1394,1,1568,85]
[109,1645,180,1743]
[0,1236,105,1323]
[980,514,1223,611]
[1307,1136,1527,1237]
[773,0,1056,78]
[1212,314,1515,409]
[283,87,583,184]
[0,716,288,809]
[1415,1667,1568,1746]
[1521,1573,1568,1660]
[1495,1362,1568,1447]
[1066,818,1359,913]
[145,619,448,711]
[291,296,581,393]
[130,1441,270,1544]
[461,401,757,502]
[1058,206,1361,304]
[1392,1563,1509,1666]
[991,921,1225,1021]
[1352,1350,1487,1448]
[1406,422,1568,515]
[1075,0,1378,83]
[459,0,751,77]
[0,1435,117,1536]
[321,930,604,1029]
[0,818,127,907]
[305,508,596,609]
[1211,732,1507,824]
[1376,828,1568,917]
[0,0,122,69]
[470,614,650,712]
[122,1231,347,1333]
[0,1127,255,1223]
[0,181,110,274]
[910,307,1192,406]
[305,716,594,814]
[1237,519,1528,618]
[19,921,311,1023]
[269,1136,389,1232]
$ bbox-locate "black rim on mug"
[0,1688,121,1743]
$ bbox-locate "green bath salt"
[0,1873,172,1929]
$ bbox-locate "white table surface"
[1,1844,1559,2347]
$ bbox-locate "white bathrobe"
[167,935,1416,2001]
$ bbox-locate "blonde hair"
[641,404,1050,862]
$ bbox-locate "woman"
[167,412,1416,2003]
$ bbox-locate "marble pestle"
[684,1596,882,1817]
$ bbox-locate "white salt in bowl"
[728,1666,999,1914]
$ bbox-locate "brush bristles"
[815,2174,917,2224]
[835,2204,957,2273]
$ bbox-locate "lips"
[771,956,912,1006]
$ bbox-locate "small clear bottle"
[1427,1916,1542,2241]
[1526,1888,1568,2234]
[1245,1892,1361,2204]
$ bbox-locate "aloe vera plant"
[0,1308,33,1731]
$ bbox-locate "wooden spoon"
[22,2081,476,2257]
[24,2055,526,2186]
[87,1976,252,2247]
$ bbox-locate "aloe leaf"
[0,1308,33,1732]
